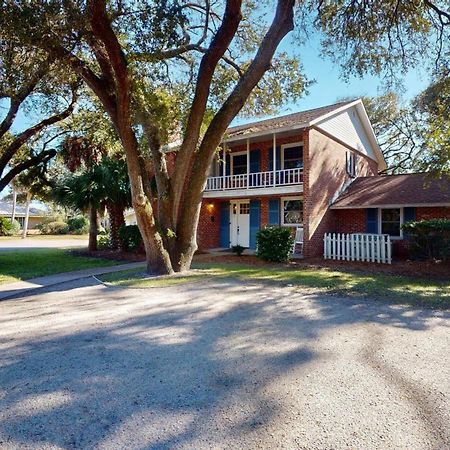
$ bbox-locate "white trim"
[280,196,303,227]
[378,207,403,240]
[203,184,302,199]
[330,203,450,210]
[281,141,303,170]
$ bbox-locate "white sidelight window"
[281,197,303,226]
[379,208,402,238]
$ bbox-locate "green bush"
[39,220,69,235]
[0,217,20,236]
[256,226,294,262]
[119,224,142,251]
[97,234,110,250]
[67,216,89,234]
[402,218,450,260]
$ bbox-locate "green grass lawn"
[0,234,88,240]
[99,262,450,309]
[0,249,120,284]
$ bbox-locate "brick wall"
[197,199,221,249]
[416,206,450,220]
[334,209,366,233]
[303,128,379,257]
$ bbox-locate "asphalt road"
[0,277,449,449]
[0,237,87,251]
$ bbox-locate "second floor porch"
[203,134,304,198]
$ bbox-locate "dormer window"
[346,151,357,177]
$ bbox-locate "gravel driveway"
[0,278,449,449]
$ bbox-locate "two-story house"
[197,99,385,257]
[125,98,450,258]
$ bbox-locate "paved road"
[0,237,87,251]
[0,278,449,449]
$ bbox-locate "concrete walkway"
[0,262,146,300]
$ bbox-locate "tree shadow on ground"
[0,277,448,449]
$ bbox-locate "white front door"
[230,201,250,247]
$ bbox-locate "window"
[346,151,357,177]
[281,197,303,226]
[17,217,25,228]
[231,153,247,175]
[380,208,401,237]
[282,144,303,170]
[239,203,249,215]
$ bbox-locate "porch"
[203,133,304,198]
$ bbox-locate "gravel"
[0,277,449,449]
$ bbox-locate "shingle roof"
[0,201,48,217]
[226,100,357,138]
[331,173,450,209]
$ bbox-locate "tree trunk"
[21,191,32,239]
[88,205,99,251]
[11,186,17,221]
[108,203,125,250]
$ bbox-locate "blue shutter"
[220,202,230,247]
[268,146,281,171]
[404,207,416,223]
[225,153,231,176]
[249,149,260,173]
[249,200,261,250]
[366,208,378,233]
[268,199,280,226]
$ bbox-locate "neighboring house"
[0,201,49,230]
[125,98,450,258]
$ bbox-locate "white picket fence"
[324,233,392,264]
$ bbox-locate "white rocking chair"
[292,227,304,254]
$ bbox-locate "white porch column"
[272,133,277,187]
[222,142,226,190]
[246,138,250,189]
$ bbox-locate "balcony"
[204,168,303,198]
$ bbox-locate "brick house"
[125,98,449,258]
[198,99,385,257]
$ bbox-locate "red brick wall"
[303,128,379,257]
[416,207,450,220]
[334,209,366,233]
[197,199,221,249]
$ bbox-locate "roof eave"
[330,202,450,210]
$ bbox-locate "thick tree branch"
[178,0,295,236]
[171,0,243,222]
[0,148,56,192]
[0,86,78,177]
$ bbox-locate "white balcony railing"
[205,168,303,191]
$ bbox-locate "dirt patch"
[194,253,450,281]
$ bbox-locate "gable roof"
[331,173,450,209]
[226,100,357,139]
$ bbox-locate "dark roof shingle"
[331,173,450,208]
[226,100,357,138]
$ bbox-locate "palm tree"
[55,167,106,251]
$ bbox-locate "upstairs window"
[231,153,247,175]
[346,151,357,177]
[282,144,303,170]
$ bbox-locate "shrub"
[67,216,89,234]
[0,217,20,236]
[119,224,142,251]
[97,234,110,250]
[256,226,294,262]
[231,244,245,256]
[402,218,450,260]
[39,220,69,235]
